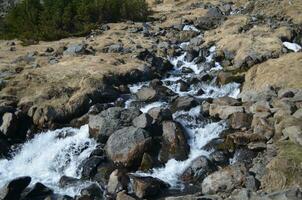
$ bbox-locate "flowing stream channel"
[0,25,240,197]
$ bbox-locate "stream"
[0,25,240,197]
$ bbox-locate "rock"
[136,87,158,102]
[194,7,224,30]
[229,112,252,130]
[64,43,87,56]
[147,107,173,123]
[178,31,199,42]
[250,101,271,113]
[209,151,229,166]
[209,105,244,119]
[81,156,105,179]
[0,176,31,200]
[202,164,246,194]
[106,127,151,167]
[80,183,103,200]
[184,48,199,62]
[22,182,53,199]
[139,153,154,171]
[282,126,302,146]
[131,175,169,198]
[181,156,216,186]
[0,138,10,157]
[116,191,136,200]
[159,121,190,162]
[59,176,83,188]
[0,112,18,139]
[107,43,124,53]
[265,187,302,200]
[212,97,240,106]
[171,96,196,113]
[89,107,140,143]
[244,175,260,191]
[132,113,153,128]
[217,72,244,85]
[293,108,302,119]
[107,170,129,194]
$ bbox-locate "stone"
[0,176,31,200]
[181,156,216,186]
[202,164,246,194]
[132,113,153,128]
[293,108,302,119]
[23,182,53,199]
[136,87,158,102]
[131,175,169,198]
[213,97,240,106]
[107,170,124,194]
[64,43,87,55]
[147,107,173,123]
[139,153,154,171]
[81,156,105,179]
[159,121,190,162]
[80,183,103,200]
[116,191,136,200]
[107,43,124,53]
[229,112,252,130]
[245,175,260,191]
[59,176,83,188]
[209,105,244,119]
[89,107,140,143]
[282,126,302,146]
[105,127,151,167]
[171,96,196,113]
[0,112,18,139]
[217,72,244,85]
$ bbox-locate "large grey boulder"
[89,107,141,143]
[105,126,152,167]
[202,164,246,194]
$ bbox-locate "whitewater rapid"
[0,125,97,196]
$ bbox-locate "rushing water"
[0,125,97,197]
[0,25,240,196]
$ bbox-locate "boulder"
[132,113,153,128]
[22,182,53,199]
[282,126,302,146]
[136,87,158,102]
[171,96,196,113]
[229,112,252,130]
[81,156,105,179]
[89,107,140,143]
[181,156,216,186]
[194,7,224,30]
[209,105,244,119]
[59,176,83,188]
[116,191,136,200]
[131,175,169,198]
[79,183,104,200]
[212,97,240,106]
[64,43,87,56]
[107,170,129,194]
[0,176,31,200]
[159,121,190,162]
[147,107,173,123]
[105,127,152,167]
[202,164,246,194]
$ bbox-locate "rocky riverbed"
[0,0,302,199]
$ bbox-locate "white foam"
[0,125,97,197]
[283,42,302,52]
[136,121,227,187]
[140,102,166,113]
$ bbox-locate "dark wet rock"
[132,113,153,128]
[194,7,225,30]
[229,112,253,130]
[59,176,83,188]
[209,151,229,166]
[177,80,189,92]
[0,137,10,158]
[88,107,140,143]
[232,148,258,166]
[184,48,199,62]
[0,176,31,200]
[171,96,196,113]
[105,126,151,168]
[181,67,194,74]
[79,183,104,200]
[149,79,163,88]
[22,182,53,199]
[130,175,170,199]
[202,164,246,195]
[181,156,216,186]
[81,156,106,179]
[159,121,190,163]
